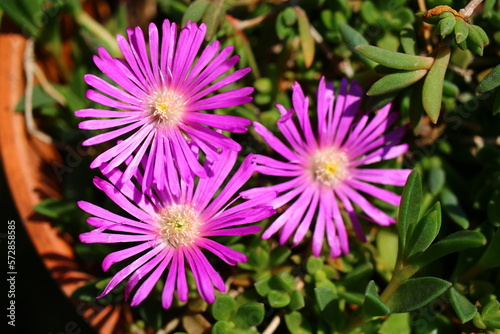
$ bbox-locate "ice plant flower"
[78,150,276,308]
[243,77,411,258]
[75,19,253,193]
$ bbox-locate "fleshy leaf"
[212,294,237,321]
[338,22,377,68]
[268,289,291,308]
[284,311,313,334]
[386,277,451,313]
[438,16,456,37]
[315,286,340,330]
[378,313,411,334]
[422,45,451,123]
[400,24,417,55]
[367,70,428,96]
[409,230,487,269]
[397,170,422,258]
[440,187,469,229]
[481,300,500,329]
[405,202,442,259]
[362,281,390,318]
[428,162,446,195]
[234,303,265,328]
[182,0,210,26]
[289,290,305,311]
[447,287,477,323]
[355,45,434,70]
[454,18,469,44]
[477,65,500,94]
[295,6,315,68]
[476,228,500,270]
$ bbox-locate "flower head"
[78,150,275,308]
[76,20,253,193]
[243,77,411,258]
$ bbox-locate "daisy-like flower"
[76,19,253,193]
[243,77,411,258]
[78,150,275,308]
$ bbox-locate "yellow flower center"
[148,89,186,126]
[310,148,350,187]
[157,204,201,248]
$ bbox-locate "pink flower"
[76,20,253,193]
[243,77,411,258]
[78,150,275,308]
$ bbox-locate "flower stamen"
[310,148,350,187]
[157,204,201,248]
[148,90,185,126]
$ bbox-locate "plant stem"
[75,11,121,58]
[460,0,484,19]
[379,271,406,303]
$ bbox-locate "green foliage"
[6,0,500,333]
[397,170,423,258]
[447,286,477,323]
[386,277,452,313]
[362,281,390,318]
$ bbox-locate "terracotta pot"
[0,33,130,334]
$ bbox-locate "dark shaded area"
[1,161,96,334]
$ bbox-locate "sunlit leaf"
[422,45,451,123]
[295,6,315,68]
[356,45,434,70]
[367,70,427,96]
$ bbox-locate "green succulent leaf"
[212,294,237,321]
[477,65,500,94]
[422,45,451,123]
[202,0,225,40]
[181,0,210,26]
[212,321,235,334]
[315,286,340,330]
[355,45,434,70]
[386,277,451,313]
[367,69,428,96]
[409,230,487,269]
[268,289,291,308]
[295,6,315,68]
[362,280,390,318]
[397,170,422,258]
[289,290,305,311]
[467,24,485,49]
[481,300,500,328]
[284,311,313,334]
[379,313,411,334]
[234,303,265,328]
[429,163,446,195]
[338,22,377,68]
[306,256,323,275]
[255,276,271,297]
[447,287,477,323]
[470,25,489,46]
[400,24,417,55]
[405,202,442,259]
[440,187,470,229]
[476,228,500,270]
[342,263,374,287]
[438,16,456,37]
[454,18,469,44]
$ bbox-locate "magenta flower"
[78,150,275,308]
[76,19,253,193]
[243,77,411,258]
